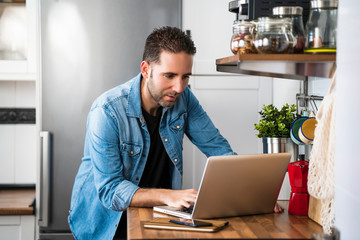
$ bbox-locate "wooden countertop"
[127,201,323,239]
[0,189,35,215]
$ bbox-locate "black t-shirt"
[139,107,171,189]
[114,107,171,239]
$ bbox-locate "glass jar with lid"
[253,17,296,54]
[230,20,257,55]
[305,0,337,53]
[273,6,306,53]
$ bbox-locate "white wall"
[335,0,360,238]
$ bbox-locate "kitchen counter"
[0,189,35,215]
[127,201,323,239]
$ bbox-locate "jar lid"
[255,17,292,25]
[255,17,292,30]
[310,0,338,9]
[233,19,253,26]
[233,19,254,30]
[272,6,303,16]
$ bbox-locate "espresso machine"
[228,0,311,25]
[287,156,310,215]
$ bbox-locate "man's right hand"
[130,188,198,208]
[162,189,198,208]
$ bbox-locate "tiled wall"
[0,81,36,184]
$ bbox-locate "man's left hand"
[274,202,284,213]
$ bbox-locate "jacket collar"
[126,72,171,118]
[126,73,143,118]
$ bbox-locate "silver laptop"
[153,153,291,219]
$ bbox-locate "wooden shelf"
[216,54,336,80]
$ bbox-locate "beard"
[147,71,179,108]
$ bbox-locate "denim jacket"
[68,73,235,239]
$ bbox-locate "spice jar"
[305,0,337,53]
[273,6,306,53]
[230,20,256,55]
[253,17,296,54]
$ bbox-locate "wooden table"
[127,201,323,239]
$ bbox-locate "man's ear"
[140,61,150,79]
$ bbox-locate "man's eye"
[164,74,175,79]
[183,75,190,81]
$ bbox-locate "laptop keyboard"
[180,204,194,214]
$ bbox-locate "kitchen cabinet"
[0,81,36,184]
[0,0,37,184]
[0,188,35,240]
[0,0,37,81]
[0,215,35,240]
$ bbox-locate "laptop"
[153,153,291,219]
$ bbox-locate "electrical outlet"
[0,108,36,124]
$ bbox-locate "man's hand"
[162,189,198,208]
[130,188,198,208]
[274,202,284,213]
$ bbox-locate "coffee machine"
[229,0,311,25]
[287,157,310,215]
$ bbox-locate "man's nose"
[172,78,187,94]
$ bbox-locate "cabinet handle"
[39,131,51,227]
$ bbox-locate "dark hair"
[142,26,196,64]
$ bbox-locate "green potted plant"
[254,104,300,160]
[254,104,300,138]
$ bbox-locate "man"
[68,26,281,240]
[68,26,235,239]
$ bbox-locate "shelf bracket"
[296,77,324,114]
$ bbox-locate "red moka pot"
[288,160,309,215]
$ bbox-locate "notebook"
[143,218,228,232]
[153,153,291,219]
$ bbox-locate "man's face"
[143,51,193,108]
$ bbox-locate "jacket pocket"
[169,113,187,144]
[121,142,141,157]
[120,142,142,178]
